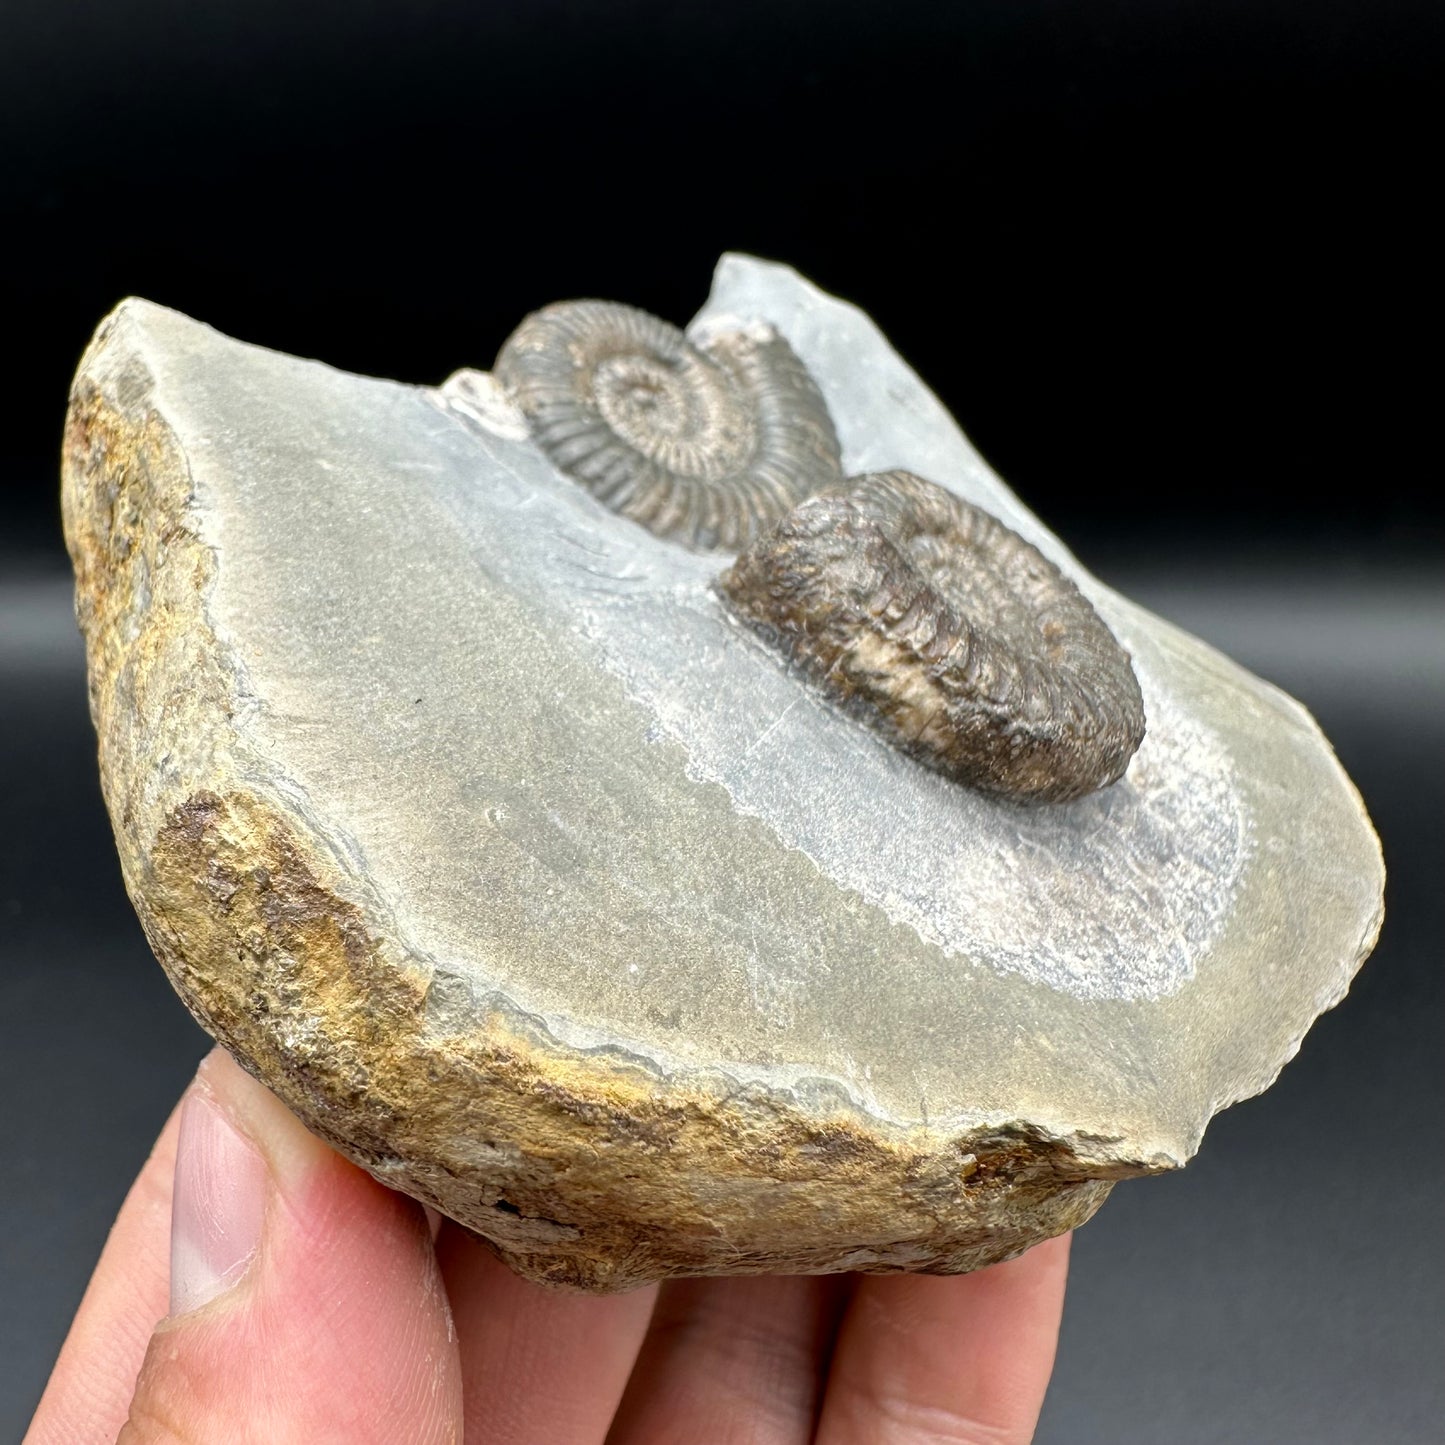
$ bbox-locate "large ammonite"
[717,470,1147,802]
[494,300,843,551]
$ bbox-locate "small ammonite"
[716,470,1147,803]
[493,300,843,551]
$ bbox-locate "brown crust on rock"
[717,470,1147,802]
[144,788,1115,1290]
[60,306,1137,1292]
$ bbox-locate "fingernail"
[170,1083,268,1315]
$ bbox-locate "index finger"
[815,1233,1071,1445]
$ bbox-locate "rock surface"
[62,255,1384,1290]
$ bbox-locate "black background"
[2,2,1441,1440]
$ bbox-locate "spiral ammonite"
[717,470,1147,802]
[494,300,843,551]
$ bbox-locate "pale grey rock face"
[62,256,1383,1289]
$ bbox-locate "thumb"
[118,1048,462,1445]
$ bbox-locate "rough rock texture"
[61,256,1384,1291]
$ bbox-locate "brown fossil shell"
[716,470,1147,803]
[493,300,843,551]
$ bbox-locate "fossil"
[60,255,1383,1292]
[494,299,843,550]
[718,470,1146,802]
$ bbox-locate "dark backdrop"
[3,3,1440,1441]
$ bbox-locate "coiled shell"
[494,300,843,551]
[717,470,1147,802]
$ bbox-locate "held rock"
[61,255,1383,1290]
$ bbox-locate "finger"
[115,1047,462,1444]
[607,1274,851,1445]
[25,1099,185,1444]
[816,1234,1071,1445]
[434,1223,655,1445]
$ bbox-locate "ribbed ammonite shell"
[494,300,843,551]
[717,470,1147,802]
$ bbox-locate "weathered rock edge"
[60,308,1142,1291]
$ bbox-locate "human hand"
[26,1047,1070,1444]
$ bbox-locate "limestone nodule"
[61,257,1383,1290]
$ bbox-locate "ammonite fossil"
[717,470,1147,802]
[494,300,843,551]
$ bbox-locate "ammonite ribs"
[494,300,843,551]
[718,470,1147,802]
